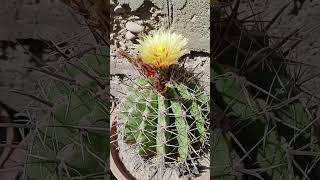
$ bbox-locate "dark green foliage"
[211,1,320,179]
[25,47,109,180]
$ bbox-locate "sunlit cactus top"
[137,29,188,68]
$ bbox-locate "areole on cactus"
[118,29,210,165]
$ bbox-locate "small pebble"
[110,33,115,39]
[126,31,136,40]
[119,41,126,48]
[150,7,157,13]
[125,21,144,33]
[118,28,126,34]
[114,5,125,14]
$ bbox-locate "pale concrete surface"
[151,0,210,53]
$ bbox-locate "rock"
[125,21,144,33]
[114,5,125,13]
[110,33,115,39]
[125,31,136,40]
[119,41,126,49]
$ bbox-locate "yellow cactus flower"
[137,29,188,68]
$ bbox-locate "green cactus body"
[119,78,209,162]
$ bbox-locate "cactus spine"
[24,47,109,179]
[117,29,210,177]
[119,78,209,162]
[211,1,320,179]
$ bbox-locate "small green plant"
[117,30,210,175]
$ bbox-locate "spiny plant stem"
[9,90,53,107]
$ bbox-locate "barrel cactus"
[116,29,210,174]
[211,1,320,179]
[119,76,209,161]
